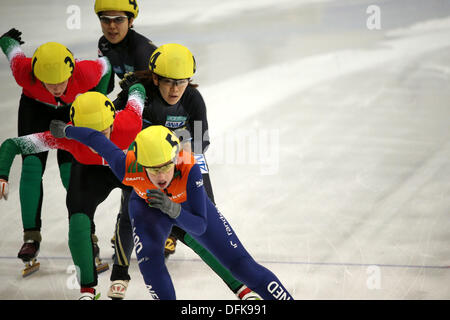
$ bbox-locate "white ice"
[0,0,449,300]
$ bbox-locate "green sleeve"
[0,36,21,60]
[0,138,21,179]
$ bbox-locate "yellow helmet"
[94,0,139,18]
[149,43,196,80]
[134,126,180,167]
[70,92,116,131]
[31,42,75,84]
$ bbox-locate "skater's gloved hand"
[0,178,8,201]
[50,120,72,139]
[119,72,140,92]
[0,28,24,45]
[146,189,181,219]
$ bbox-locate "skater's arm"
[175,164,208,235]
[0,28,31,87]
[0,28,24,62]
[97,37,115,94]
[0,132,71,179]
[123,83,146,119]
[65,126,126,180]
[145,165,208,235]
[78,57,112,95]
[188,88,210,154]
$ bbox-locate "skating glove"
[50,120,72,139]
[119,72,139,91]
[0,178,8,200]
[116,72,142,104]
[0,28,24,45]
[146,189,181,219]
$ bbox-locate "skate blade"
[96,259,110,274]
[22,260,40,277]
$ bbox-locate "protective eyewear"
[145,162,175,175]
[99,15,128,25]
[158,77,190,87]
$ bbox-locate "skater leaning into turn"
[56,123,294,300]
[0,28,112,276]
[108,43,260,300]
[0,82,146,299]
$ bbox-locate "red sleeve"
[10,55,34,88]
[113,107,142,148]
[110,87,145,149]
[74,59,105,90]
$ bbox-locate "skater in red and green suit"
[0,28,111,273]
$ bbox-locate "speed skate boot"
[236,285,262,300]
[164,235,177,259]
[79,287,101,300]
[107,280,129,300]
[18,231,41,277]
[92,234,109,274]
[108,264,131,300]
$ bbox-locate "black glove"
[1,28,24,45]
[146,189,181,219]
[119,72,140,91]
[50,120,72,139]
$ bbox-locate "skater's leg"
[112,188,134,271]
[129,191,175,300]
[192,201,293,300]
[67,163,116,289]
[19,154,46,231]
[17,93,71,232]
[55,105,73,191]
[16,94,71,275]
[17,152,47,277]
[109,188,134,299]
[69,212,96,286]
[171,226,244,294]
